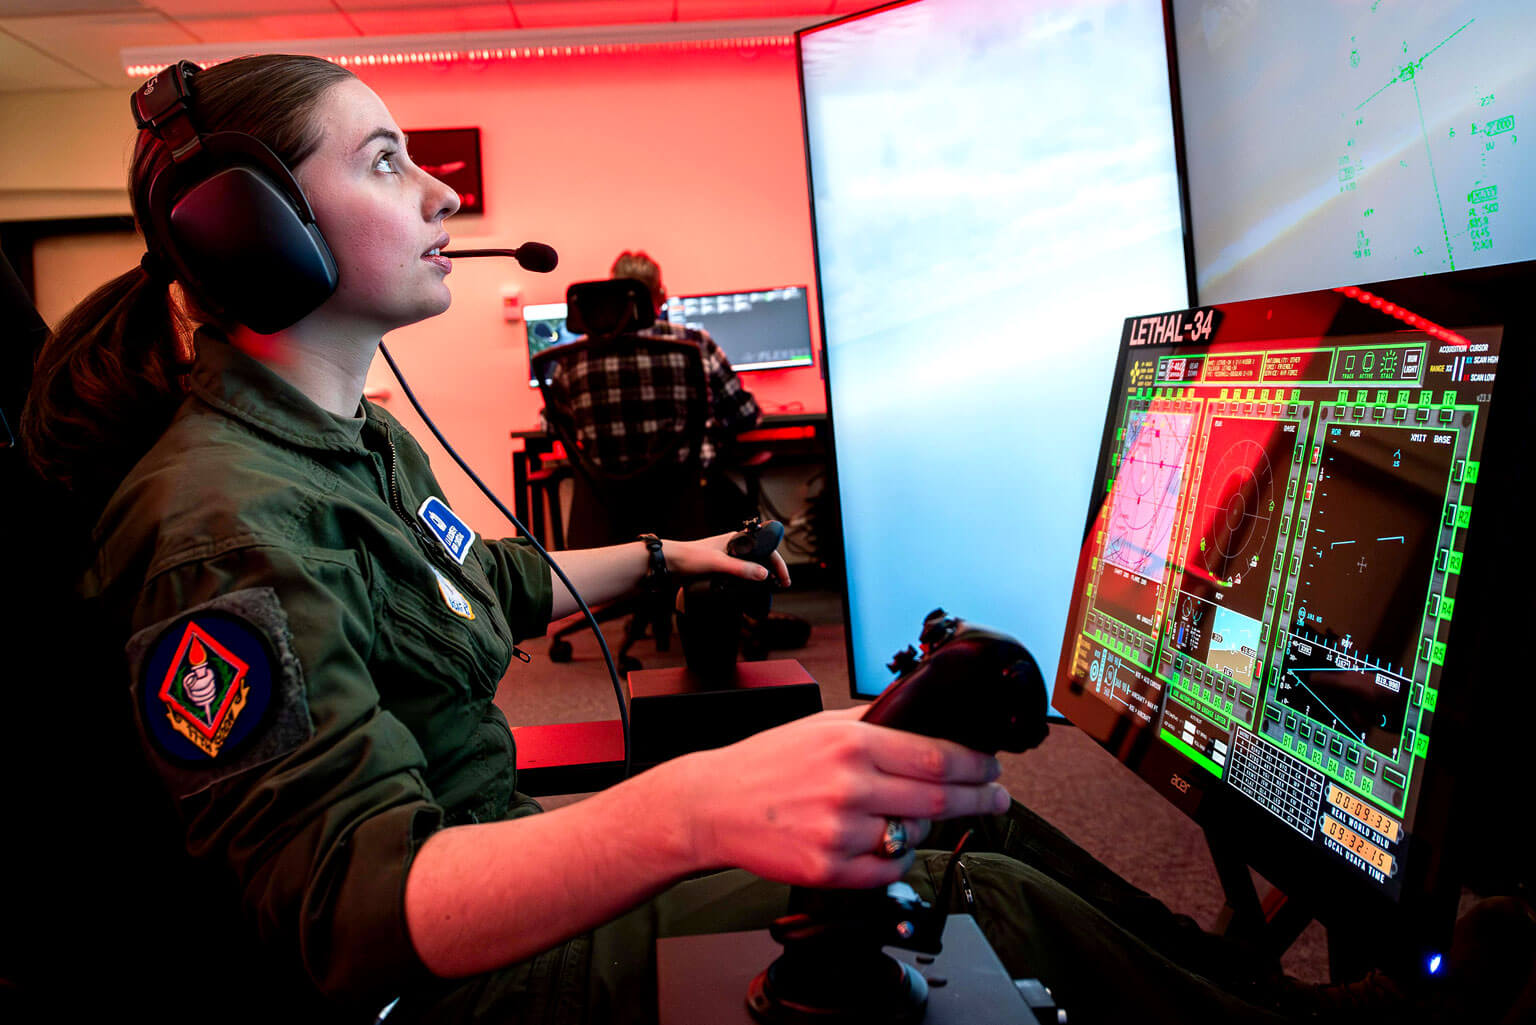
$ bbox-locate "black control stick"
[676,519,784,681]
[746,609,1049,1024]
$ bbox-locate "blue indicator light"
[1427,953,1443,975]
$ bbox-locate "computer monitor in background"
[1174,0,1536,303]
[660,286,813,372]
[525,287,813,385]
[1052,261,1533,967]
[525,301,580,385]
[799,0,1191,700]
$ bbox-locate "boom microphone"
[441,242,559,273]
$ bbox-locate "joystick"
[861,608,1049,753]
[676,519,785,680]
[746,609,1050,1024]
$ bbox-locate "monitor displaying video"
[660,286,813,372]
[1052,262,1529,950]
[800,0,1190,699]
[1175,0,1536,302]
[525,301,580,385]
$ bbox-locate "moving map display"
[1054,279,1504,905]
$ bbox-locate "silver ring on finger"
[878,817,909,858]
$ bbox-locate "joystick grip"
[861,621,1048,755]
[727,518,784,568]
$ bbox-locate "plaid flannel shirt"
[540,320,761,472]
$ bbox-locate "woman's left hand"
[662,530,791,587]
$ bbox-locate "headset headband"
[132,61,204,163]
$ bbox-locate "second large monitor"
[524,285,813,384]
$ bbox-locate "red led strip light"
[1334,285,1470,349]
[125,35,794,78]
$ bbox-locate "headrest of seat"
[566,278,657,338]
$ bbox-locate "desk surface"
[511,410,826,442]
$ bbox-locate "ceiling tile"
[341,5,518,35]
[1,11,197,86]
[509,1,675,29]
[0,29,100,90]
[0,0,142,11]
[151,0,337,14]
[166,13,364,43]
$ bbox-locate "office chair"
[533,278,721,672]
[0,249,184,1019]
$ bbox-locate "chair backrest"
[1,247,48,455]
[534,331,715,545]
[563,277,656,339]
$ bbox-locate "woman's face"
[294,77,461,335]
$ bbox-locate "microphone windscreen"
[515,242,559,273]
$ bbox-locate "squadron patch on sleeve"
[127,588,313,797]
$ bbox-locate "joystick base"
[746,951,927,1025]
[657,915,1040,1025]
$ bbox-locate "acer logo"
[1169,773,1191,794]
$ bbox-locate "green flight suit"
[85,333,553,1018]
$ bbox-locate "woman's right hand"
[672,706,1010,890]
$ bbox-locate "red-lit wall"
[350,44,823,535]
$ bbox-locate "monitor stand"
[1205,827,1378,984]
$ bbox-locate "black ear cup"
[133,62,339,335]
[149,133,338,334]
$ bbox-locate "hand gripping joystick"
[746,609,1049,1025]
[860,608,1049,752]
[676,519,784,681]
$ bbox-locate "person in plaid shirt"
[541,251,762,486]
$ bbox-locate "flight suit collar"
[188,330,370,454]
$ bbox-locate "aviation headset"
[130,60,339,335]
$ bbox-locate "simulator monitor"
[526,288,813,384]
[660,286,813,372]
[799,0,1191,700]
[1052,262,1533,965]
[1173,0,1536,303]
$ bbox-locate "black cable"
[378,342,631,782]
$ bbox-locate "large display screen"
[1175,0,1536,303]
[800,0,1190,698]
[1052,263,1527,950]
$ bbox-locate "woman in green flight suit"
[17,52,1025,1025]
[20,51,1481,1025]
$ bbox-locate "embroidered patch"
[432,567,476,620]
[128,588,313,797]
[418,495,476,564]
[155,619,255,758]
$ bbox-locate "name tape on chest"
[418,495,477,564]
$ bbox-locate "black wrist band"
[637,533,668,591]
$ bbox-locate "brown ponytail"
[21,53,354,504]
[21,264,191,498]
